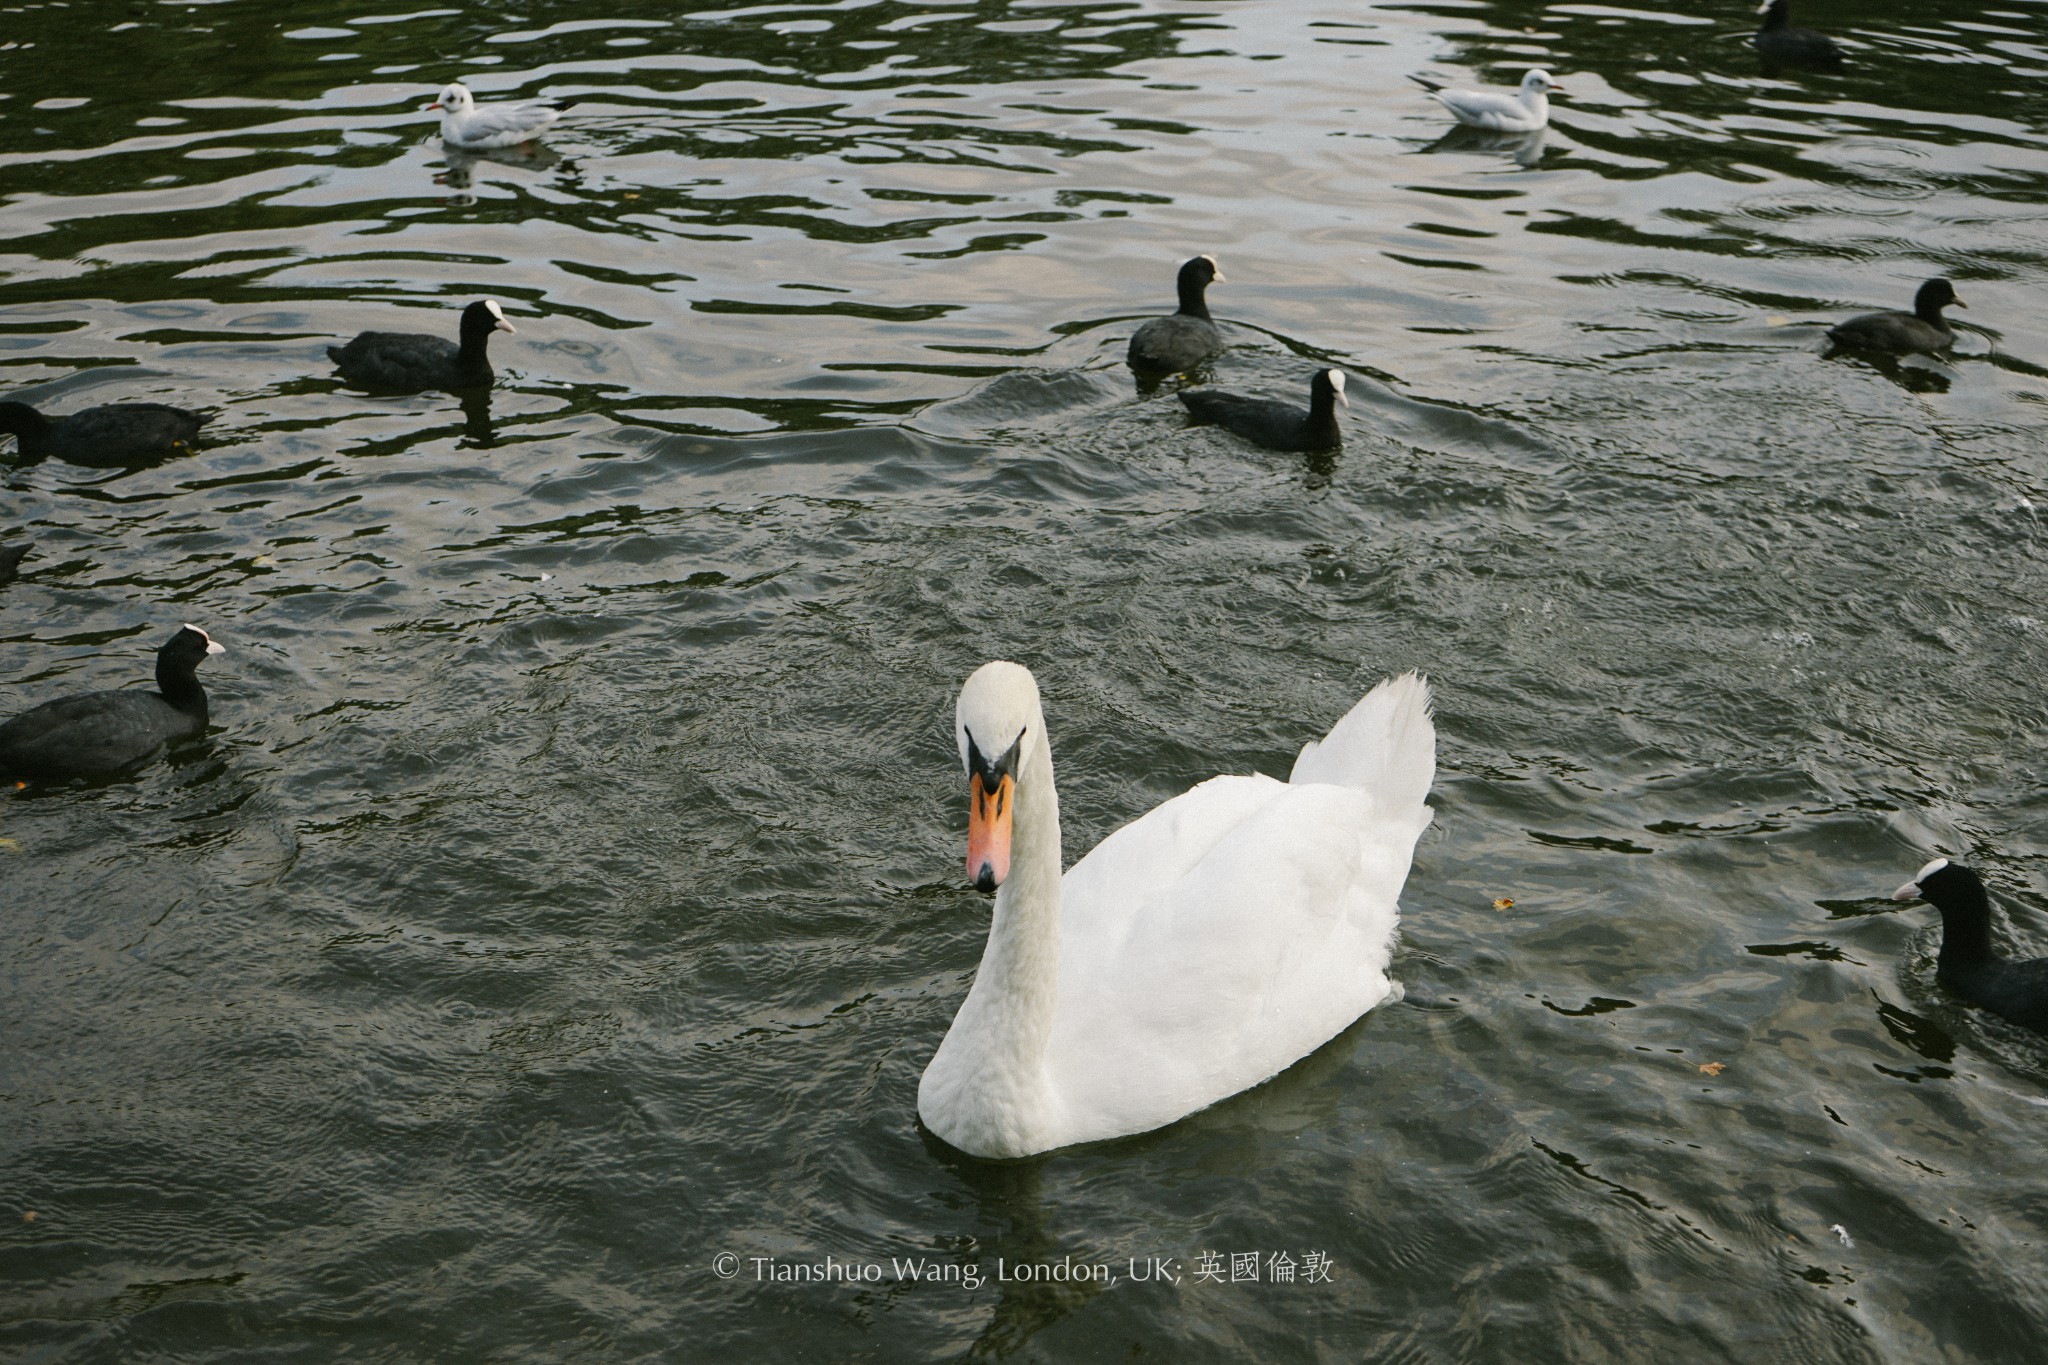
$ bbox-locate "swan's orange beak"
[967,770,1014,894]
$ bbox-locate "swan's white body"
[920,664,1435,1159]
[1415,68,1559,132]
[429,83,569,148]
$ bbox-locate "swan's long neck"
[928,720,1065,1155]
[965,725,1063,1071]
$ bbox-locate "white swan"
[1411,68,1562,133]
[919,662,1436,1159]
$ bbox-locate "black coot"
[328,298,517,392]
[1755,0,1844,68]
[1127,256,1225,377]
[1827,278,1963,356]
[0,625,225,783]
[0,400,209,467]
[1179,368,1348,452]
[0,541,28,587]
[1893,858,2048,1034]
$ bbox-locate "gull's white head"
[428,83,473,114]
[1522,69,1561,96]
[956,661,1041,893]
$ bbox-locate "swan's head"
[1522,69,1562,96]
[956,661,1040,894]
[428,83,474,114]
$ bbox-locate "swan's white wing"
[445,102,562,148]
[1290,670,1434,804]
[1430,89,1541,131]
[1045,774,1419,1144]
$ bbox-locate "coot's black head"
[1893,857,1988,915]
[159,623,226,676]
[1177,255,1223,290]
[1756,0,1789,28]
[0,401,50,437]
[1174,255,1224,316]
[1914,278,1963,319]
[1310,368,1350,409]
[459,298,518,341]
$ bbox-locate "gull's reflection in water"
[436,141,573,207]
[1423,124,1547,169]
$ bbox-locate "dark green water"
[4,0,2047,1359]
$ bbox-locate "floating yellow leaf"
[22,1210,36,1222]
[1698,1061,1725,1076]
[1492,897,1514,911]
[0,837,21,853]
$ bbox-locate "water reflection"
[459,389,497,447]
[1422,124,1548,169]
[1821,347,1953,395]
[8,0,2048,1360]
[915,1136,1100,1361]
[437,142,575,209]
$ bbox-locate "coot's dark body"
[0,625,225,783]
[0,401,209,467]
[328,299,516,392]
[1179,368,1348,453]
[1128,256,1225,378]
[1894,859,2048,1035]
[1755,0,1844,68]
[0,542,28,587]
[1827,278,1963,356]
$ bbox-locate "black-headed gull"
[1410,69,1561,133]
[427,82,575,149]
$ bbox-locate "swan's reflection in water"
[921,1138,1111,1361]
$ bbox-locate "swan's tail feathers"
[1288,671,1436,810]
